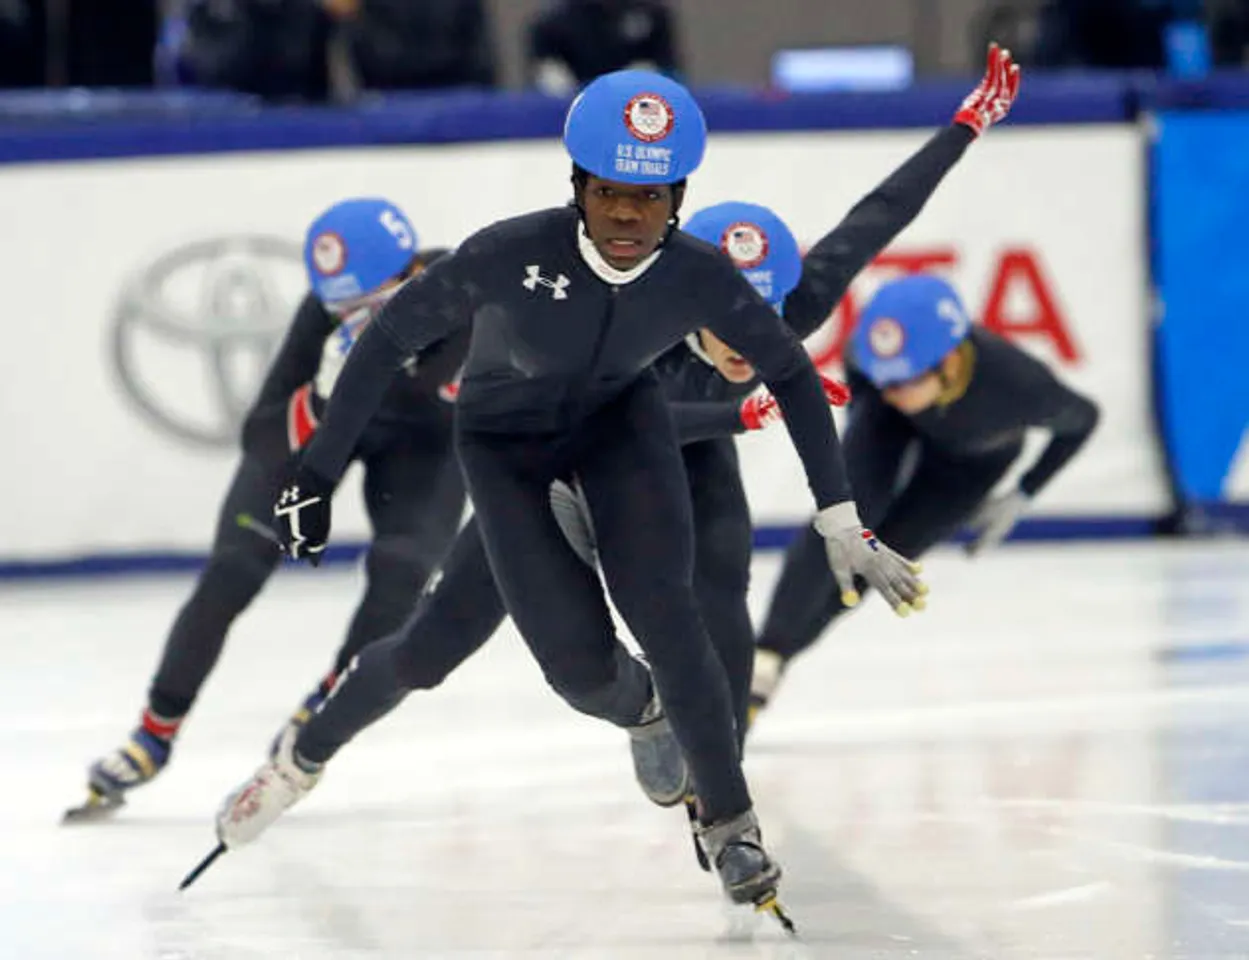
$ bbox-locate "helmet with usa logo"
[563,69,707,185]
[683,202,802,311]
[851,275,973,388]
[303,198,419,308]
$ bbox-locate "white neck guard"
[576,223,663,285]
[683,331,716,367]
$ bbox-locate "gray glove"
[813,502,927,616]
[965,489,1029,556]
[549,478,597,568]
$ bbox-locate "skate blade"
[62,788,125,824]
[754,894,798,937]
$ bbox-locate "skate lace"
[98,750,144,784]
[98,740,160,784]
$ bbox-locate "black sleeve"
[1012,366,1101,497]
[252,292,336,407]
[704,269,853,507]
[840,367,915,526]
[670,401,746,444]
[783,124,976,339]
[299,250,473,482]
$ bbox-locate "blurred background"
[2,6,1249,958]
[1,0,1244,96]
[1,0,1245,568]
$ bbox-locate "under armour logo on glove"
[522,265,571,300]
[273,467,333,565]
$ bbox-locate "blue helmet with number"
[683,202,803,311]
[303,198,418,306]
[563,69,707,185]
[851,275,973,388]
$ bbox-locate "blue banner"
[1152,111,1249,524]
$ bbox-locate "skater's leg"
[456,427,653,728]
[754,445,1020,712]
[215,516,510,846]
[148,453,285,718]
[295,516,506,764]
[683,438,755,748]
[577,378,779,903]
[577,381,749,824]
[77,450,286,813]
[334,425,465,674]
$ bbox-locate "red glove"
[438,375,461,404]
[954,43,1021,137]
[286,383,319,451]
[821,374,851,408]
[739,391,781,431]
[739,375,850,431]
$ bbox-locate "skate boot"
[216,723,322,848]
[698,809,794,932]
[746,649,786,731]
[628,693,689,807]
[267,675,333,757]
[64,713,178,822]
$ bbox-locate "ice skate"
[698,809,794,933]
[267,681,331,758]
[627,693,689,807]
[64,723,174,823]
[746,648,786,731]
[216,723,322,849]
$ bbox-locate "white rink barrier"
[0,125,1168,567]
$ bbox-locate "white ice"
[4,540,1249,959]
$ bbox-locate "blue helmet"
[851,274,973,388]
[563,69,707,185]
[303,198,418,306]
[683,202,803,310]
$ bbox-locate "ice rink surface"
[4,539,1249,959]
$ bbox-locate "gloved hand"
[438,374,461,404]
[813,502,927,616]
[286,383,320,451]
[739,375,851,431]
[273,464,334,565]
[954,43,1021,137]
[549,478,597,567]
[965,489,1030,556]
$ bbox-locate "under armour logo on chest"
[522,265,571,300]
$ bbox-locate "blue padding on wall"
[1151,110,1249,506]
[0,516,1166,581]
[0,73,1139,167]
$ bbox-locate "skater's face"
[579,175,680,270]
[882,371,943,413]
[323,259,423,325]
[881,348,961,414]
[698,329,756,383]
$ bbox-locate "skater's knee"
[364,534,440,588]
[193,546,276,606]
[542,646,648,725]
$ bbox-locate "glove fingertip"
[912,596,928,612]
[841,589,861,608]
[895,603,912,618]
